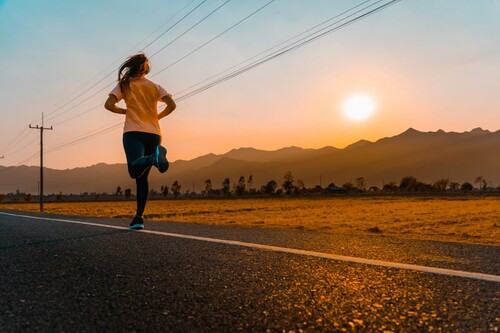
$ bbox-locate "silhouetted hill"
[0,128,498,194]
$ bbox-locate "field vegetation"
[2,196,499,246]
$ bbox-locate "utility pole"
[29,113,53,212]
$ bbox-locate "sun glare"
[342,94,376,121]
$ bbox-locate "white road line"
[1,211,499,283]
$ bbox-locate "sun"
[342,94,376,121]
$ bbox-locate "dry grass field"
[2,196,499,246]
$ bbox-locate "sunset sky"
[0,0,499,170]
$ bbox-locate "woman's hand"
[104,95,127,114]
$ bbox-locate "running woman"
[104,53,176,230]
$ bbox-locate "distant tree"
[211,189,222,196]
[368,186,380,192]
[204,179,212,194]
[116,186,123,196]
[415,182,433,192]
[474,176,487,191]
[433,178,450,191]
[162,185,169,198]
[248,174,253,191]
[400,176,418,191]
[56,192,63,202]
[221,178,231,196]
[24,194,32,202]
[460,182,473,192]
[262,180,277,194]
[449,182,460,191]
[282,171,295,194]
[0,194,5,203]
[355,177,366,191]
[171,181,181,197]
[342,182,354,191]
[235,176,246,196]
[295,179,306,194]
[312,185,324,193]
[382,181,398,192]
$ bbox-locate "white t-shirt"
[109,77,170,136]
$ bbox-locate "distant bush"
[461,182,473,192]
[367,226,382,233]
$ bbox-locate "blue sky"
[0,0,499,169]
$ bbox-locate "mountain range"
[0,128,498,194]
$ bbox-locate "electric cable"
[44,0,231,124]
[40,0,206,124]
[173,0,374,96]
[4,0,400,170]
[177,0,399,101]
[149,0,232,58]
[1,0,205,153]
[151,0,277,77]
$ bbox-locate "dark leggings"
[123,131,161,217]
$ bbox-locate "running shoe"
[129,216,144,230]
[153,145,169,173]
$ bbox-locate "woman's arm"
[158,94,177,120]
[104,95,127,115]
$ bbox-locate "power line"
[5,0,400,170]
[173,0,374,96]
[149,0,232,58]
[52,103,102,126]
[177,0,399,101]
[10,152,40,168]
[33,1,275,155]
[36,0,397,156]
[44,81,115,123]
[0,128,31,155]
[2,0,205,154]
[40,0,207,124]
[141,0,208,52]
[0,134,38,158]
[41,0,399,159]
[78,0,199,86]
[2,1,233,174]
[44,0,231,125]
[45,122,122,155]
[50,0,266,126]
[151,0,277,78]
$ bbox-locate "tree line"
[1,174,496,203]
[119,173,496,198]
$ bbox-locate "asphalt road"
[0,209,499,332]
